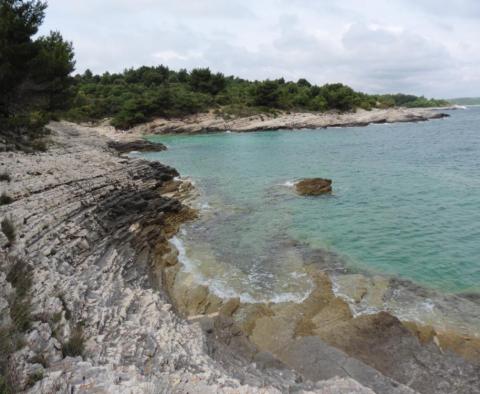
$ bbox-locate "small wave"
[281,180,296,188]
[170,236,196,274]
[170,236,312,304]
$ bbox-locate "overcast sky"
[39,0,480,98]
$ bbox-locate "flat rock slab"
[278,336,415,394]
[107,139,166,153]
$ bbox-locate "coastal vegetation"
[1,216,15,242]
[0,257,33,393]
[65,67,449,129]
[0,1,449,146]
[0,0,75,151]
[450,97,480,105]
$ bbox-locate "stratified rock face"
[295,178,332,196]
[0,121,373,394]
[130,108,449,134]
[107,139,166,153]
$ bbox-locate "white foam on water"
[330,274,383,317]
[170,236,197,275]
[170,235,313,304]
[281,180,296,188]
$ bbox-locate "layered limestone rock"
[127,108,449,134]
[162,250,480,394]
[0,121,373,393]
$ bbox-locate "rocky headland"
[1,119,479,394]
[125,107,449,135]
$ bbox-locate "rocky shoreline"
[125,107,450,135]
[1,120,479,393]
[0,122,376,393]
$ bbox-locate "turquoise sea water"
[140,108,480,303]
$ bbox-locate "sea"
[137,107,480,335]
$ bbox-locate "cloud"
[39,0,480,97]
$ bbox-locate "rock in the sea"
[107,139,166,153]
[295,178,332,196]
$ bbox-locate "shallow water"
[139,108,480,308]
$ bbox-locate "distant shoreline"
[115,107,450,136]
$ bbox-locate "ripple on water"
[142,107,480,333]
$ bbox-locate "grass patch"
[1,258,34,393]
[10,298,32,332]
[6,260,32,298]
[29,138,48,152]
[62,326,85,357]
[0,172,10,182]
[0,193,13,206]
[1,218,16,243]
[25,370,43,388]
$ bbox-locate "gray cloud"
[39,0,480,97]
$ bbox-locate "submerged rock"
[295,178,332,196]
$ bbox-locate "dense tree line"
[0,0,75,151]
[0,1,449,147]
[66,66,449,130]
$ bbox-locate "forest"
[66,66,449,129]
[0,0,449,151]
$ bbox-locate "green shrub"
[7,260,32,298]
[0,193,13,206]
[62,326,85,357]
[1,218,16,243]
[10,298,32,332]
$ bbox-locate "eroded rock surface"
[0,121,373,393]
[107,139,167,153]
[295,178,332,196]
[128,108,449,134]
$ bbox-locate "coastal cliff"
[1,120,478,394]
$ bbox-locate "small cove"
[138,108,480,334]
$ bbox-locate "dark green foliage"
[0,192,13,205]
[66,65,448,130]
[1,217,15,242]
[62,326,84,357]
[7,259,32,298]
[189,68,226,95]
[0,0,75,151]
[0,172,11,182]
[254,80,281,107]
[376,93,449,108]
